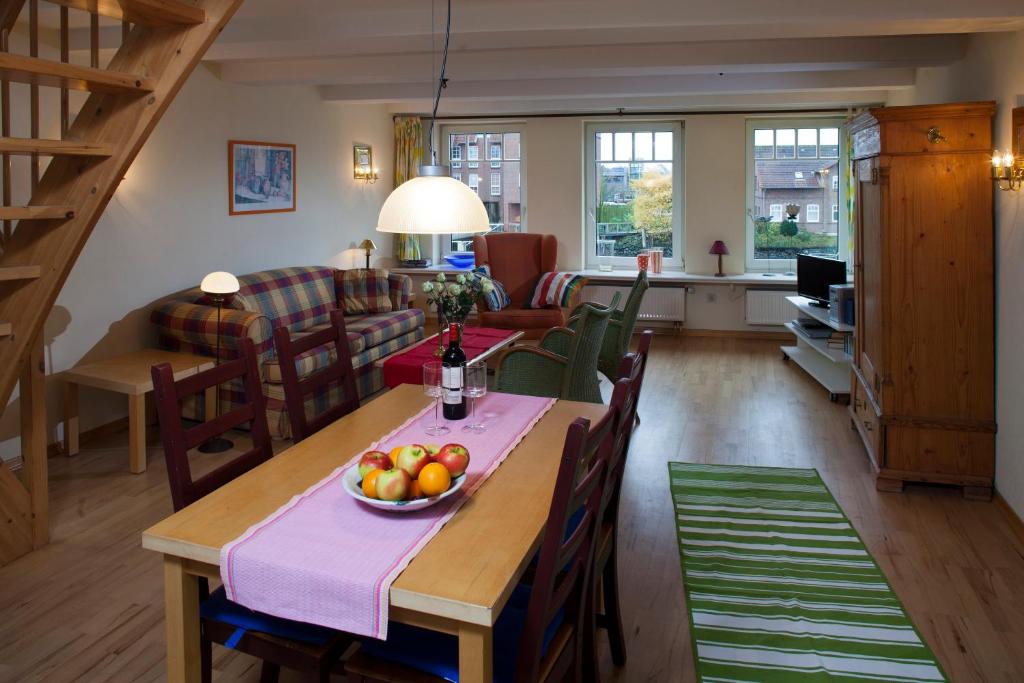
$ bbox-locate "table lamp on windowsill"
[197,270,240,454]
[709,240,729,277]
[358,239,377,269]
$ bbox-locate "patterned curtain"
[844,116,856,258]
[393,116,424,262]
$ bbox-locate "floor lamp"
[197,271,239,454]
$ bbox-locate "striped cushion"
[528,272,588,308]
[472,265,511,312]
[339,269,393,315]
[236,267,337,333]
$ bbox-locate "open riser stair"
[0,0,245,567]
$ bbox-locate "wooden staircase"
[0,0,245,567]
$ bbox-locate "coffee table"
[376,326,524,388]
[62,350,216,473]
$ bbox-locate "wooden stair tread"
[0,323,10,337]
[0,266,43,282]
[0,53,154,94]
[0,206,75,220]
[0,137,114,157]
[43,0,205,26]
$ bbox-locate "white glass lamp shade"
[376,174,490,235]
[200,271,240,295]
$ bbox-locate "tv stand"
[780,296,853,403]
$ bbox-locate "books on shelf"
[792,318,853,356]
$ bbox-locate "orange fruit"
[409,480,423,499]
[361,469,383,499]
[418,462,452,497]
[388,446,405,464]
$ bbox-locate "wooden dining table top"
[142,384,607,628]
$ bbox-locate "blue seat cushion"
[201,587,336,647]
[359,583,564,682]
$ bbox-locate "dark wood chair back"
[151,337,274,512]
[516,401,620,683]
[273,309,360,442]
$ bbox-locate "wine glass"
[422,361,450,436]
[462,360,487,433]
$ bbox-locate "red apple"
[395,444,432,479]
[375,468,411,502]
[435,444,470,477]
[358,450,392,479]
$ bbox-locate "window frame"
[439,122,527,255]
[584,120,685,270]
[490,172,501,196]
[806,203,821,223]
[745,117,848,271]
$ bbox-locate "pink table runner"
[220,392,556,639]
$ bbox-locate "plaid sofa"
[150,266,424,438]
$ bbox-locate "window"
[747,118,847,269]
[585,122,683,267]
[442,126,524,253]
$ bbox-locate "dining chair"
[273,308,360,442]
[583,346,649,680]
[151,337,353,683]
[346,397,621,683]
[568,270,650,383]
[494,301,613,404]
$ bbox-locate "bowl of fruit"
[344,443,471,512]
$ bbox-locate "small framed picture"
[1013,107,1024,158]
[353,143,373,175]
[229,140,296,215]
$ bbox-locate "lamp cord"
[426,0,451,164]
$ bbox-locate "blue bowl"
[444,253,475,269]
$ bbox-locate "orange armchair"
[472,233,571,340]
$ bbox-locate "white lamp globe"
[376,166,490,235]
[200,271,240,295]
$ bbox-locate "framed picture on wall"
[229,140,296,215]
[1013,107,1024,158]
[353,143,373,174]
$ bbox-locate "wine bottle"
[441,323,467,420]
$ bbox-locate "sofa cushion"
[529,272,587,308]
[236,267,337,333]
[346,308,425,349]
[261,323,365,384]
[338,269,393,315]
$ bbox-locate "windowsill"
[392,265,799,286]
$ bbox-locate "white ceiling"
[68,0,1024,114]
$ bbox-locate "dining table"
[142,383,607,683]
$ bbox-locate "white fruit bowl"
[342,467,466,513]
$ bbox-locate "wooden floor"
[1,336,1022,682]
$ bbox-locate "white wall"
[1,65,395,461]
[888,30,1024,518]
[419,113,793,332]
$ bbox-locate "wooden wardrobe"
[848,102,996,499]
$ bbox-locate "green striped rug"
[669,462,947,682]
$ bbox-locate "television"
[797,254,846,307]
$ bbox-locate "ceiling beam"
[319,68,915,104]
[212,35,961,87]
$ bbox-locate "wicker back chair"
[568,270,649,382]
[494,302,612,403]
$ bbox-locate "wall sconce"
[992,150,1024,192]
[354,143,379,184]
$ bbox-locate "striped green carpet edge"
[669,462,947,683]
